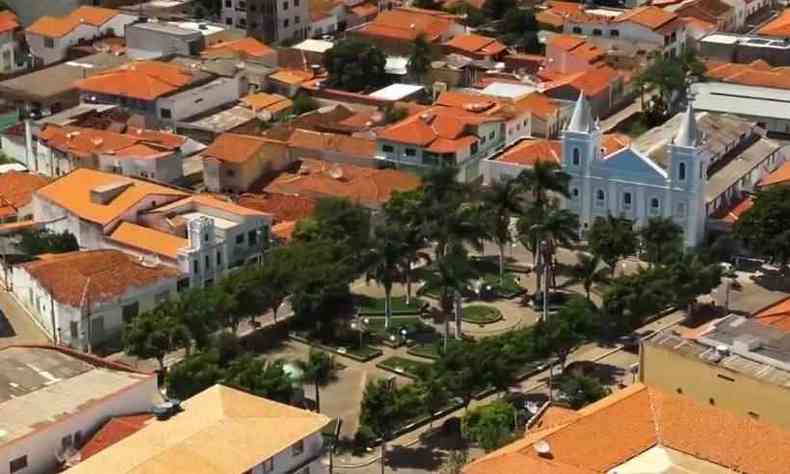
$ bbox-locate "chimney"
[90,181,133,205]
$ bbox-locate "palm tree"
[421,244,476,348]
[407,33,436,82]
[366,226,408,329]
[400,225,431,305]
[569,252,609,301]
[521,205,579,295]
[481,178,525,281]
[297,349,335,413]
[516,161,571,210]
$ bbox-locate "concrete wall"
[0,373,158,474]
[248,431,326,474]
[204,140,291,193]
[97,151,184,184]
[564,19,686,57]
[156,77,242,122]
[640,341,790,429]
[125,24,204,59]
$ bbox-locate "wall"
[564,19,686,57]
[125,24,204,59]
[0,373,158,474]
[640,341,790,429]
[98,152,184,184]
[156,77,242,122]
[249,431,326,474]
[205,140,291,193]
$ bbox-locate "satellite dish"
[534,439,551,457]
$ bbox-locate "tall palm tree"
[400,225,431,305]
[516,161,571,209]
[297,349,335,413]
[481,178,525,281]
[421,244,476,348]
[407,33,437,82]
[366,226,408,329]
[521,205,579,295]
[569,252,609,301]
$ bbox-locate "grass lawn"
[377,356,432,379]
[482,273,524,298]
[356,295,426,315]
[462,305,503,325]
[408,341,443,360]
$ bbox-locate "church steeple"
[674,102,698,148]
[568,92,594,133]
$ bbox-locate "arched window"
[572,187,580,200]
[597,190,605,200]
[572,148,580,166]
[595,189,605,208]
[651,198,660,208]
[678,162,686,181]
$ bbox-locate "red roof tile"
[444,34,506,55]
[39,124,186,160]
[237,193,316,222]
[355,8,458,42]
[203,133,282,164]
[27,6,119,38]
[758,9,790,37]
[202,37,275,59]
[0,172,49,215]
[80,414,153,460]
[0,10,19,34]
[76,61,193,101]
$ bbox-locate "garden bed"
[355,295,427,316]
[407,341,443,360]
[289,334,383,362]
[376,356,432,379]
[462,305,503,325]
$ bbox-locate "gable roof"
[288,129,376,159]
[27,6,120,38]
[35,168,188,225]
[496,134,628,167]
[706,60,790,91]
[600,146,668,179]
[39,124,186,160]
[201,37,275,59]
[612,5,677,29]
[203,133,281,164]
[757,8,790,38]
[19,250,180,307]
[753,296,790,332]
[0,10,19,34]
[75,61,194,101]
[379,107,501,149]
[354,7,458,42]
[0,172,49,218]
[465,383,790,474]
[237,193,316,223]
[108,222,189,259]
[65,384,331,474]
[80,414,154,461]
[444,34,507,56]
[759,160,790,187]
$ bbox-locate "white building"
[11,250,180,347]
[25,6,137,66]
[0,11,23,74]
[0,345,159,474]
[222,0,248,29]
[66,384,331,474]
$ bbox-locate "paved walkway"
[0,290,49,347]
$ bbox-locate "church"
[561,94,707,247]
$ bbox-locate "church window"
[623,192,632,209]
[595,189,605,208]
[650,198,661,216]
[572,148,580,166]
[678,162,686,181]
[572,187,580,200]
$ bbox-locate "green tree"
[166,350,224,400]
[324,39,387,92]
[292,94,320,115]
[669,255,722,315]
[16,229,79,256]
[445,1,486,26]
[294,197,371,270]
[536,296,596,368]
[420,244,476,343]
[418,374,449,427]
[434,339,490,409]
[557,373,611,409]
[382,104,409,124]
[516,160,571,210]
[384,190,431,305]
[224,355,295,404]
[123,304,190,371]
[499,9,539,51]
[569,252,609,301]
[407,33,437,81]
[260,247,294,322]
[297,349,336,413]
[462,400,515,451]
[640,217,684,265]
[634,54,685,123]
[482,178,525,281]
[734,186,790,267]
[482,0,515,20]
[178,288,223,349]
[521,205,578,293]
[366,225,408,329]
[588,215,638,275]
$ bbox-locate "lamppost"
[350,315,370,349]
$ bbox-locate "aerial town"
[2,0,790,472]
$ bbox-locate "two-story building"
[203,132,293,193]
[0,10,23,74]
[25,6,137,66]
[346,7,465,55]
[375,106,507,182]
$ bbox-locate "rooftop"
[288,129,376,159]
[692,81,790,121]
[378,106,502,151]
[444,33,507,56]
[39,124,186,160]
[352,7,459,42]
[759,160,790,187]
[237,193,316,223]
[76,61,197,101]
[0,172,49,218]
[27,6,122,38]
[465,382,790,474]
[203,133,283,164]
[705,137,781,203]
[368,83,425,101]
[757,8,790,38]
[291,38,334,53]
[494,134,628,167]
[80,414,154,461]
[184,105,256,133]
[241,92,292,113]
[0,345,154,449]
[0,10,19,34]
[707,60,790,91]
[754,296,790,332]
[108,222,189,259]
[66,384,330,474]
[201,37,275,59]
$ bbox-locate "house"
[670,0,736,32]
[288,129,377,167]
[65,384,331,474]
[434,90,532,146]
[375,106,507,182]
[644,315,790,429]
[758,160,790,188]
[0,10,23,74]
[11,250,181,347]
[346,7,465,55]
[699,32,790,65]
[25,6,137,66]
[266,68,315,97]
[32,168,272,288]
[35,124,190,182]
[119,0,197,18]
[201,36,277,66]
[443,33,507,61]
[238,192,315,241]
[308,0,346,39]
[0,171,49,223]
[221,0,248,29]
[263,158,420,209]
[75,60,244,125]
[563,5,687,58]
[464,381,790,474]
[691,80,790,135]
[0,345,159,474]
[241,92,294,119]
[203,133,292,193]
[0,52,130,118]
[244,0,311,43]
[540,63,625,119]
[544,34,606,75]
[514,92,565,138]
[706,59,790,90]
[125,20,245,60]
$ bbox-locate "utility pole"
[542,241,549,322]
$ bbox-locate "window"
[283,1,288,9]
[571,187,580,200]
[572,26,582,34]
[678,162,686,181]
[295,0,300,5]
[225,0,231,6]
[160,108,172,119]
[595,189,605,208]
[70,320,78,340]
[623,192,632,210]
[44,37,54,48]
[248,230,258,245]
[155,291,170,305]
[62,434,73,450]
[572,148,580,166]
[382,144,394,153]
[480,136,486,145]
[262,458,274,473]
[225,17,233,24]
[236,234,245,244]
[226,169,236,177]
[292,439,305,456]
[405,148,416,157]
[423,153,439,166]
[717,374,735,382]
[10,456,27,473]
[217,251,222,266]
[295,15,301,23]
[122,302,139,323]
[592,28,602,36]
[205,255,210,269]
[178,278,190,292]
[488,131,495,140]
[283,18,289,27]
[193,260,199,273]
[610,29,619,37]
[699,162,704,179]
[470,142,478,154]
[650,198,660,216]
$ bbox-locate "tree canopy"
[462,400,516,451]
[16,229,78,256]
[323,39,387,92]
[734,186,790,267]
[587,215,638,274]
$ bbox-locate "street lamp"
[350,316,370,349]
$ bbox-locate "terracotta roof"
[263,158,420,208]
[271,220,297,241]
[753,296,790,332]
[465,383,790,474]
[0,10,19,34]
[108,222,188,259]
[241,92,292,113]
[355,8,458,42]
[27,6,119,38]
[350,3,379,18]
[548,35,604,63]
[269,69,314,85]
[288,129,376,159]
[759,160,790,186]
[706,60,790,91]
[19,250,180,307]
[514,93,560,120]
[39,124,185,159]
[758,9,790,37]
[613,5,677,29]
[203,133,281,164]
[379,107,500,150]
[201,37,275,59]
[536,9,567,28]
[497,139,562,166]
[237,193,316,223]
[35,168,188,225]
[80,414,153,460]
[542,65,621,96]
[75,61,194,101]
[0,172,49,215]
[444,34,506,55]
[309,0,343,21]
[64,385,331,474]
[150,194,272,218]
[710,194,753,224]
